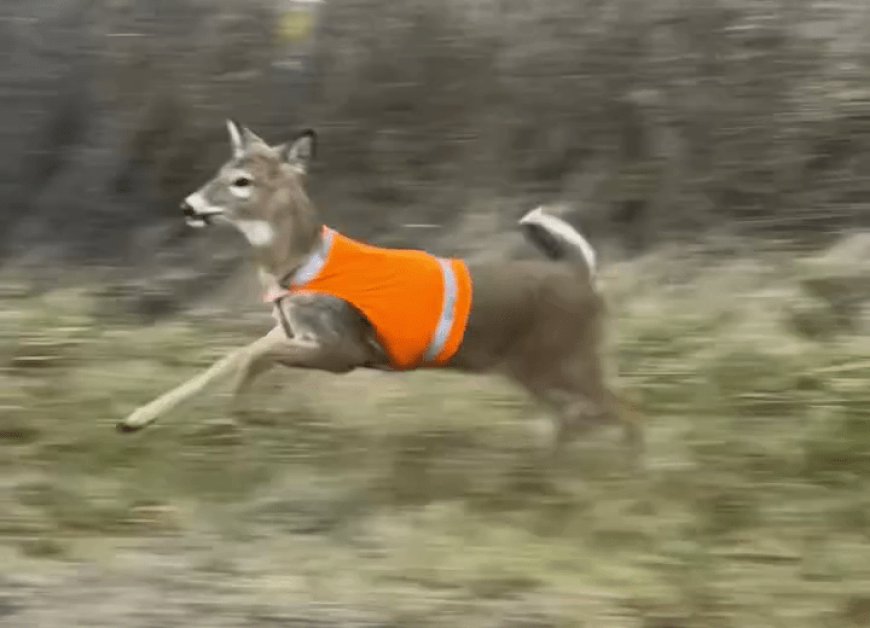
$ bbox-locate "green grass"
[1,237,870,626]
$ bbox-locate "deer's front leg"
[228,326,311,416]
[117,327,323,433]
[231,324,371,410]
[230,299,376,414]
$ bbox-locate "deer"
[117,120,642,460]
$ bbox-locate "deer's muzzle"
[180,199,213,228]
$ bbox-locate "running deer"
[117,121,642,458]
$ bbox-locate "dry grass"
[2,236,870,627]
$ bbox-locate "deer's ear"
[226,120,267,157]
[279,129,316,173]
[226,119,245,157]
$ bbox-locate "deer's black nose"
[180,200,195,217]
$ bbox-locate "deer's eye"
[232,176,252,188]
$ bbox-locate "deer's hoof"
[116,420,142,434]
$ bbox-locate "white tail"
[519,206,597,280]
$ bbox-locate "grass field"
[2,236,870,627]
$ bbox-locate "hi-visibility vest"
[269,227,473,370]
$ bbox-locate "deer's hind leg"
[554,368,644,467]
[513,354,643,463]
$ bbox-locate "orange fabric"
[287,228,473,370]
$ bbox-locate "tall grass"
[2,237,869,626]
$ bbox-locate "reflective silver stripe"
[290,228,335,288]
[423,258,458,363]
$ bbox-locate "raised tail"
[519,206,597,282]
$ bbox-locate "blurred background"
[2,1,870,626]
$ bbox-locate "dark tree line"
[1,0,868,285]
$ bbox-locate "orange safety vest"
[267,227,473,371]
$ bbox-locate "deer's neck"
[247,195,324,293]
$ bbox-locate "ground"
[2,236,870,627]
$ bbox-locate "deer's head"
[181,121,317,249]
